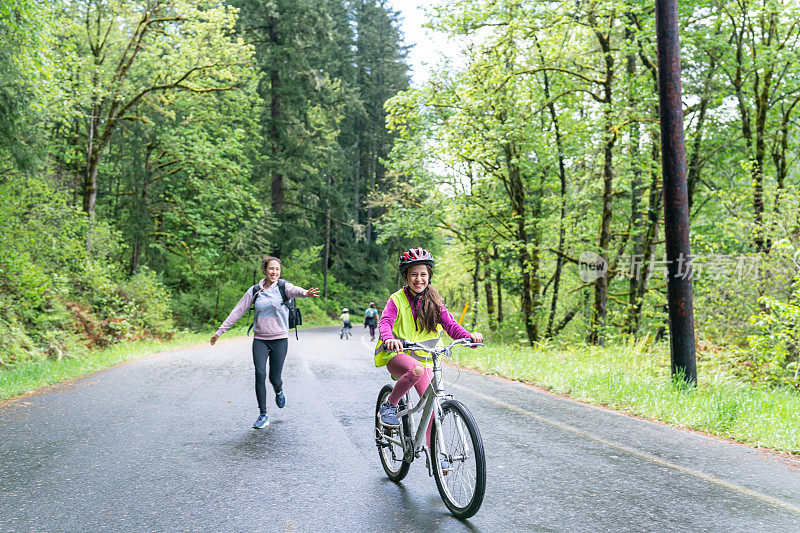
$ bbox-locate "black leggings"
[252,338,288,414]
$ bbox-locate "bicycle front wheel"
[431,399,486,519]
[375,385,411,482]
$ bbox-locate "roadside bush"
[172,287,223,330]
[0,174,179,366]
[119,267,174,338]
[744,280,800,389]
[0,315,38,367]
[297,298,331,326]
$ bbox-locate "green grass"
[451,341,800,454]
[0,331,212,402]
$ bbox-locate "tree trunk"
[471,254,480,330]
[366,110,378,243]
[353,118,362,223]
[484,255,495,331]
[753,11,777,252]
[496,267,503,324]
[268,17,284,215]
[686,57,715,210]
[588,21,615,346]
[82,105,99,219]
[505,142,537,344]
[589,104,615,345]
[628,38,664,335]
[323,173,332,299]
[129,143,153,275]
[543,68,568,339]
[629,131,664,334]
[625,26,644,335]
[270,75,284,215]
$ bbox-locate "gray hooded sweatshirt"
[215,278,307,340]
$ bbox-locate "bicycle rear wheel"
[431,399,486,519]
[375,385,411,481]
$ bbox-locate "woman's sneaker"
[253,413,269,429]
[379,401,400,428]
[275,391,286,408]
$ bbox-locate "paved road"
[2,327,800,532]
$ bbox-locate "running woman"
[210,256,319,428]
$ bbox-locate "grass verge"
[451,341,800,454]
[0,320,338,403]
[0,331,211,402]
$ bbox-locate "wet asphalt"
[1,326,800,532]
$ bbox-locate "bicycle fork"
[406,390,452,478]
[431,397,474,470]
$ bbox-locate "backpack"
[364,307,378,326]
[246,280,303,339]
[277,279,302,339]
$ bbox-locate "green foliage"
[0,173,174,366]
[376,0,800,389]
[0,0,50,167]
[745,280,800,388]
[0,0,414,374]
[118,267,174,337]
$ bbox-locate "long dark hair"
[406,266,442,333]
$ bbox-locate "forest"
[2,0,800,391]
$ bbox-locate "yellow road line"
[454,384,800,516]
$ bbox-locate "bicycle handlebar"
[401,339,485,353]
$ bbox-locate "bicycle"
[374,339,486,519]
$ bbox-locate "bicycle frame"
[384,349,456,474]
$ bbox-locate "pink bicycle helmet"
[399,247,435,276]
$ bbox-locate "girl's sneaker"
[379,402,400,428]
[253,413,269,429]
[275,391,286,408]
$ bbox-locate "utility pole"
[655,0,697,384]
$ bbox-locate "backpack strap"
[247,284,261,335]
[277,280,299,339]
[277,279,289,306]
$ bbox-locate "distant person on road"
[339,308,352,338]
[210,256,319,429]
[374,247,482,450]
[364,302,379,341]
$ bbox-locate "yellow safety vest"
[374,289,442,368]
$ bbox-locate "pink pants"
[386,353,434,446]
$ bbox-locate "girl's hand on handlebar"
[385,338,404,352]
[470,332,483,344]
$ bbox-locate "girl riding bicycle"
[339,308,352,339]
[375,247,483,445]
